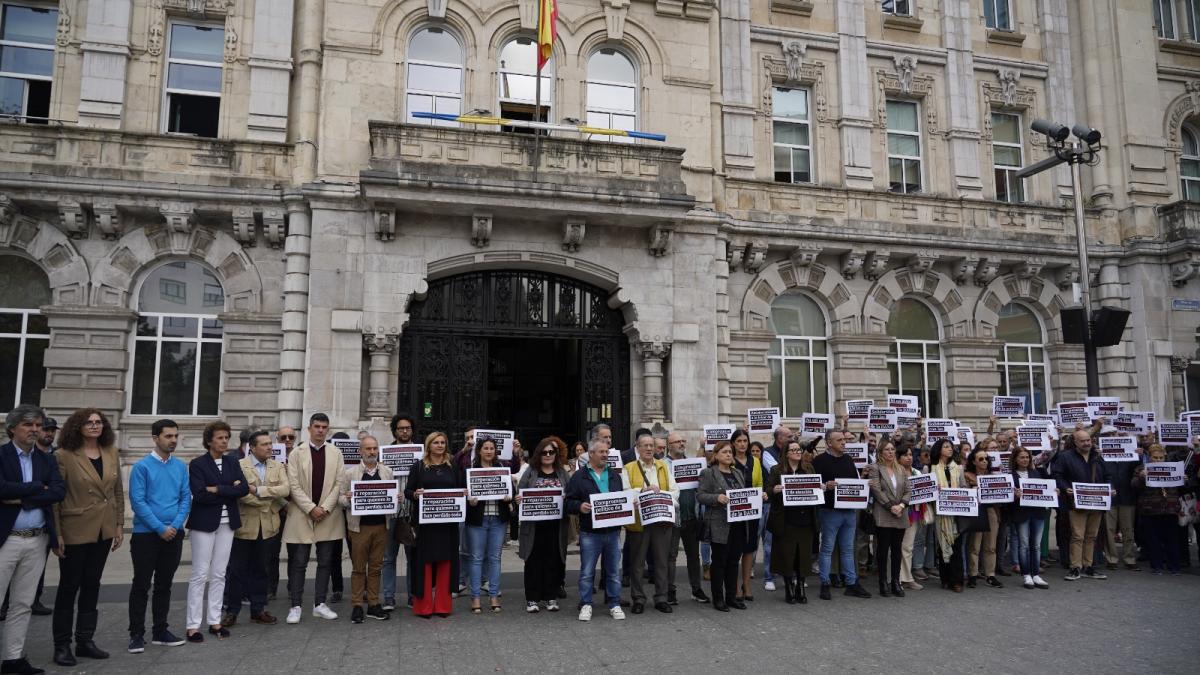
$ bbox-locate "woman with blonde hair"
[404,431,463,617]
[869,440,911,598]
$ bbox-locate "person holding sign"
[463,438,512,614]
[564,440,627,622]
[728,430,764,603]
[697,441,748,612]
[963,449,1003,590]
[1008,447,1052,589]
[764,440,816,605]
[869,441,911,598]
[222,430,289,628]
[1053,430,1109,582]
[665,432,709,606]
[267,426,297,602]
[1102,438,1141,572]
[929,439,967,592]
[405,432,464,618]
[339,437,394,624]
[622,434,680,615]
[1132,444,1186,574]
[381,413,416,612]
[515,437,570,614]
[282,414,345,624]
[812,430,872,600]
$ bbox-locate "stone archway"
[0,212,89,305]
[861,266,971,337]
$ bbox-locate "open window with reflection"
[406,25,463,126]
[497,36,552,131]
[996,302,1049,414]
[585,48,637,142]
[0,256,49,410]
[163,22,223,137]
[1181,124,1200,201]
[129,261,223,416]
[0,3,57,123]
[772,87,812,184]
[887,298,943,417]
[767,293,830,417]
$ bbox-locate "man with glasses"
[813,429,872,600]
[665,432,708,605]
[382,414,416,611]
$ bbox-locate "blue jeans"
[818,509,858,586]
[467,516,506,599]
[578,529,622,608]
[381,520,413,602]
[1013,518,1044,576]
[912,519,937,571]
[700,541,711,566]
[760,502,774,583]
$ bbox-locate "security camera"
[1072,124,1102,145]
[1031,119,1070,142]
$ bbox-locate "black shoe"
[654,601,673,613]
[631,602,644,615]
[206,626,230,639]
[667,590,678,606]
[557,585,567,599]
[844,583,872,598]
[878,582,891,598]
[797,579,808,604]
[967,576,977,588]
[75,641,109,659]
[186,631,204,644]
[52,646,76,668]
[128,635,145,654]
[784,577,795,604]
[729,599,747,610]
[351,606,365,624]
[713,600,730,612]
[985,576,1004,588]
[29,602,50,616]
[831,575,845,589]
[995,568,1012,577]
[0,658,43,674]
[621,575,631,587]
[151,630,186,647]
[819,583,832,600]
[691,589,710,603]
[366,605,389,621]
[891,581,905,598]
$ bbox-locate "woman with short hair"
[698,441,747,612]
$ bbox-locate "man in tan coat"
[282,413,345,624]
[339,436,394,623]
[221,430,289,627]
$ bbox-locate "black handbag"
[393,517,416,546]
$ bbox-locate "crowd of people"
[0,403,1196,673]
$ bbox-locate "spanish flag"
[537,0,557,72]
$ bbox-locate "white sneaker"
[578,605,592,622]
[1032,575,1050,589]
[312,603,338,620]
[609,606,626,620]
[764,580,777,592]
[526,602,540,613]
[547,600,559,612]
[286,606,302,624]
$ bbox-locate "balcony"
[1158,200,1200,243]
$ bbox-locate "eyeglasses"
[278,435,295,441]
[540,450,557,456]
[84,420,104,427]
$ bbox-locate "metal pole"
[532,63,543,180]
[1070,145,1100,396]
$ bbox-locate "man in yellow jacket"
[222,430,289,627]
[622,434,679,614]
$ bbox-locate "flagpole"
[533,62,542,181]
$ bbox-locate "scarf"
[932,461,962,559]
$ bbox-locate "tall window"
[772,87,812,184]
[996,302,1049,414]
[993,112,1024,203]
[497,36,552,128]
[984,0,1013,30]
[406,26,463,127]
[1182,125,1200,201]
[1189,0,1200,39]
[585,48,637,142]
[1155,0,1178,39]
[0,3,56,123]
[767,293,830,417]
[0,256,49,411]
[887,100,922,193]
[130,261,223,416]
[163,22,223,137]
[882,1,912,16]
[887,298,943,417]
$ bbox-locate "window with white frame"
[585,48,637,142]
[163,22,223,138]
[887,99,922,193]
[992,112,1024,203]
[0,3,56,123]
[984,0,1013,31]
[1155,0,1178,39]
[882,0,912,16]
[1181,125,1200,201]
[406,26,463,127]
[1188,0,1200,39]
[886,298,943,417]
[497,36,552,130]
[772,87,812,184]
[0,256,49,411]
[130,261,223,416]
[996,302,1049,414]
[767,293,830,417]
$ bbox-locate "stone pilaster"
[942,337,1003,429]
[716,238,732,421]
[247,0,295,142]
[719,0,756,177]
[1046,342,1087,404]
[828,334,893,427]
[1038,0,1078,201]
[363,333,399,416]
[941,0,982,198]
[1170,356,1191,418]
[835,0,874,189]
[637,341,671,423]
[1095,261,1137,405]
[278,195,310,429]
[77,0,132,128]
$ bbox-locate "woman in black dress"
[405,431,464,618]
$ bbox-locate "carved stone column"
[637,341,671,422]
[363,333,399,416]
[1170,355,1192,418]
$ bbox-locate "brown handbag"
[393,517,416,546]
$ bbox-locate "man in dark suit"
[0,404,66,675]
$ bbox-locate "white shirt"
[216,461,229,525]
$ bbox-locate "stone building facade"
[1,0,1199,459]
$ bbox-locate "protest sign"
[379,444,423,476]
[703,424,737,450]
[781,474,825,507]
[867,407,898,433]
[589,491,636,528]
[977,474,1014,504]
[833,479,870,510]
[418,489,466,523]
[908,473,938,505]
[671,458,707,490]
[846,399,873,421]
[1191,418,1200,444]
[271,443,287,464]
[1072,482,1112,510]
[1018,478,1058,508]
[936,487,978,517]
[606,448,623,471]
[1158,422,1191,446]
[474,429,516,461]
[1114,412,1151,434]
[1098,436,1139,463]
[1144,462,1186,488]
[727,488,763,522]
[801,413,834,435]
[349,480,399,517]
[466,467,513,501]
[1086,397,1120,420]
[1180,410,1200,422]
[888,395,919,415]
[333,438,361,465]
[987,451,1012,473]
[1026,414,1056,428]
[637,491,676,526]
[1016,425,1051,452]
[993,396,1026,417]
[844,443,869,470]
[925,418,957,441]
[1058,401,1091,426]
[747,407,782,434]
[518,488,563,522]
[955,426,976,448]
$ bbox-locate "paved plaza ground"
[14,540,1197,674]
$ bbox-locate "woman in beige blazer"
[50,408,123,667]
[869,440,911,599]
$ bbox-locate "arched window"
[0,256,50,410]
[497,36,552,126]
[1182,124,1200,202]
[129,261,223,416]
[585,48,637,142]
[996,302,1049,414]
[886,298,943,417]
[406,26,464,126]
[767,293,830,417]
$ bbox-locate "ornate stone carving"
[159,202,195,233]
[1170,251,1200,286]
[471,212,493,248]
[789,241,821,268]
[232,206,256,246]
[1170,355,1192,373]
[863,251,890,281]
[223,25,238,63]
[162,0,234,18]
[974,257,1001,286]
[58,200,87,239]
[907,250,938,274]
[1016,257,1045,279]
[841,249,865,279]
[262,208,285,248]
[601,0,630,40]
[56,6,71,47]
[981,76,1036,112]
[562,218,585,253]
[648,224,672,257]
[1054,265,1080,290]
[893,55,918,95]
[761,54,828,123]
[363,333,399,355]
[374,206,395,241]
[1166,81,1200,148]
[743,240,768,273]
[998,69,1021,107]
[875,67,936,129]
[0,195,15,228]
[92,200,122,240]
[430,0,450,20]
[636,341,671,361]
[952,256,980,285]
[783,41,806,82]
[147,3,164,57]
[727,240,745,271]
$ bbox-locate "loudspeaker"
[1060,308,1087,344]
[1092,306,1131,347]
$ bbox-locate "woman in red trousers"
[404,431,464,617]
